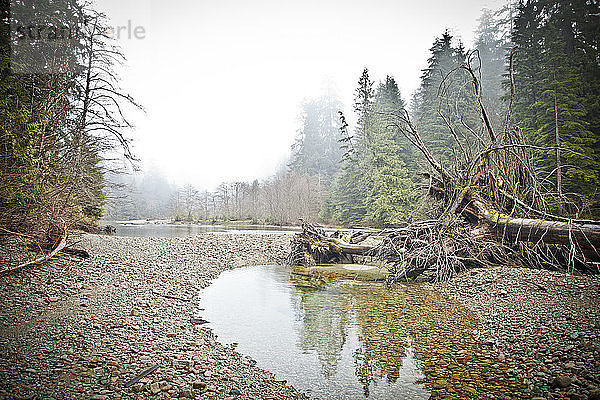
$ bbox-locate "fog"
[97,0,506,189]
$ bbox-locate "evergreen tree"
[0,1,141,236]
[474,8,511,131]
[290,94,344,183]
[324,69,375,224]
[512,0,600,216]
[354,68,375,145]
[512,0,544,133]
[375,76,416,168]
[324,71,416,225]
[413,31,478,167]
[365,81,416,223]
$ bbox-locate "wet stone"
[551,375,572,389]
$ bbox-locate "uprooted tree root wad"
[288,201,600,283]
[287,51,600,282]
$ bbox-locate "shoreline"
[0,233,306,400]
[0,233,598,399]
[438,267,600,400]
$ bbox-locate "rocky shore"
[0,234,307,400]
[1,233,599,400]
[438,267,600,400]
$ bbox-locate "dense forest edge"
[1,0,600,276]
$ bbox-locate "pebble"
[173,359,193,369]
[149,381,161,394]
[192,381,206,389]
[551,375,572,389]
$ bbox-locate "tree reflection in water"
[292,277,423,397]
[200,266,528,399]
[293,278,530,398]
[296,286,352,378]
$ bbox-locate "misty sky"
[98,0,506,189]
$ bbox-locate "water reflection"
[198,266,528,399]
[296,286,351,379]
[295,281,430,398]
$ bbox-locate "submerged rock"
[291,263,389,282]
[551,375,572,388]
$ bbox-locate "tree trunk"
[554,91,562,215]
[473,201,600,255]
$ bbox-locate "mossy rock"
[292,264,389,282]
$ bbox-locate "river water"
[100,221,301,237]
[198,265,527,399]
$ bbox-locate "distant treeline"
[107,0,600,226]
[104,169,324,225]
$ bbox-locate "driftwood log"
[0,224,68,275]
[473,201,600,254]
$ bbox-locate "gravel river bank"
[438,267,600,400]
[0,234,306,400]
[0,233,599,399]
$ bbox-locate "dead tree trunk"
[0,224,67,275]
[473,200,600,255]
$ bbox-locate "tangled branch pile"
[289,53,600,281]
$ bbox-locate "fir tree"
[474,8,510,131]
[290,94,344,183]
[413,31,478,167]
[512,0,600,216]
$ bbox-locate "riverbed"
[0,233,598,400]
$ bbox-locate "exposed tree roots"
[288,212,600,282]
[287,53,600,282]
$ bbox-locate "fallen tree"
[289,197,600,282]
[286,222,372,266]
[0,223,68,275]
[472,200,600,253]
[288,52,600,281]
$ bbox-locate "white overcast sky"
[96,0,506,189]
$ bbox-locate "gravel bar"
[0,233,307,400]
[1,234,599,400]
[438,267,600,400]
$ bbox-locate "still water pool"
[198,265,528,399]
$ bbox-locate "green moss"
[292,264,390,282]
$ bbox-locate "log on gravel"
[473,201,600,256]
[0,225,67,275]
